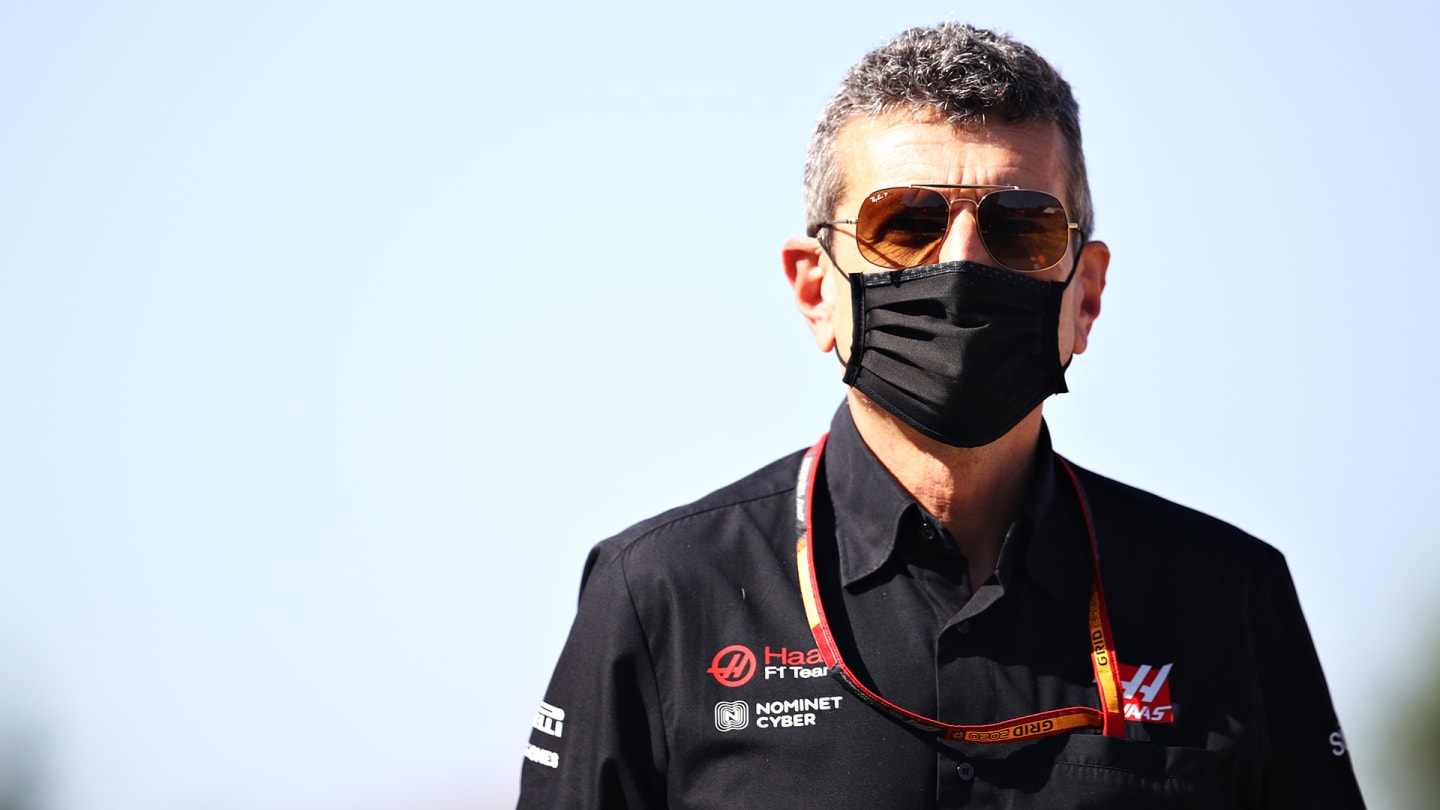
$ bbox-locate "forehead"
[833,114,1068,205]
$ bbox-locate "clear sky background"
[2,1,1437,808]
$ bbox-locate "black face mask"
[840,259,1077,448]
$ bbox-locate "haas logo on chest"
[707,645,757,687]
[1120,662,1174,723]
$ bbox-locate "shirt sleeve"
[517,542,670,809]
[1251,550,1366,808]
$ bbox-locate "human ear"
[782,236,837,353]
[1069,240,1109,356]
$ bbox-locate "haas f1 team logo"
[1120,662,1174,723]
[708,645,757,687]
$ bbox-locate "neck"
[846,390,1041,584]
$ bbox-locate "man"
[518,23,1364,809]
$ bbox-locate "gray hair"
[803,23,1094,248]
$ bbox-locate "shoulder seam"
[613,484,796,553]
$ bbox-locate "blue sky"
[1,1,1437,808]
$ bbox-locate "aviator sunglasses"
[808,184,1080,273]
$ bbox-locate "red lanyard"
[793,432,1127,743]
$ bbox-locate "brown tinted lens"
[977,190,1072,272]
[854,187,950,268]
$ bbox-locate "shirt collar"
[1022,441,1095,603]
[823,405,1091,600]
[824,404,913,586]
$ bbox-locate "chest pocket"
[1044,734,1239,808]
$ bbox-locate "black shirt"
[518,407,1364,808]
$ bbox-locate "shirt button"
[956,620,971,634]
[956,762,975,781]
[920,524,936,542]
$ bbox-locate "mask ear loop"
[1057,235,1088,375]
[1061,233,1086,286]
[815,237,866,381]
